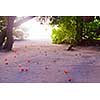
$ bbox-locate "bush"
[82,18,100,40]
[50,16,100,45]
[51,16,79,45]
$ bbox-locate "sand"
[0,40,100,83]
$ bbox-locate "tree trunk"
[0,16,35,52]
[0,30,6,49]
[2,16,16,51]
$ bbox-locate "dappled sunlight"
[19,18,52,41]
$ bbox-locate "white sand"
[0,40,100,83]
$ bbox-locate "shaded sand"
[0,40,100,83]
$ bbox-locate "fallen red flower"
[4,58,7,61]
[21,69,24,72]
[45,67,48,70]
[64,70,69,74]
[27,60,30,63]
[5,62,8,65]
[68,78,72,82]
[53,60,56,62]
[14,56,16,58]
[18,64,22,67]
[25,69,28,72]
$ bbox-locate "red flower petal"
[21,69,24,72]
[18,64,22,67]
[5,62,8,65]
[45,67,48,70]
[27,60,30,63]
[14,56,16,58]
[64,70,69,74]
[4,58,7,61]
[68,78,72,82]
[25,69,28,72]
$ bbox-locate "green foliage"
[51,16,79,45]
[50,16,100,45]
[51,27,66,44]
[82,19,100,40]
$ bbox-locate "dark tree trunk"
[2,16,16,51]
[0,30,6,49]
[0,16,35,52]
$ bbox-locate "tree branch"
[14,16,35,27]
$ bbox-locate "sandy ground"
[0,40,100,83]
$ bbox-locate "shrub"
[50,16,100,45]
[51,16,79,45]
